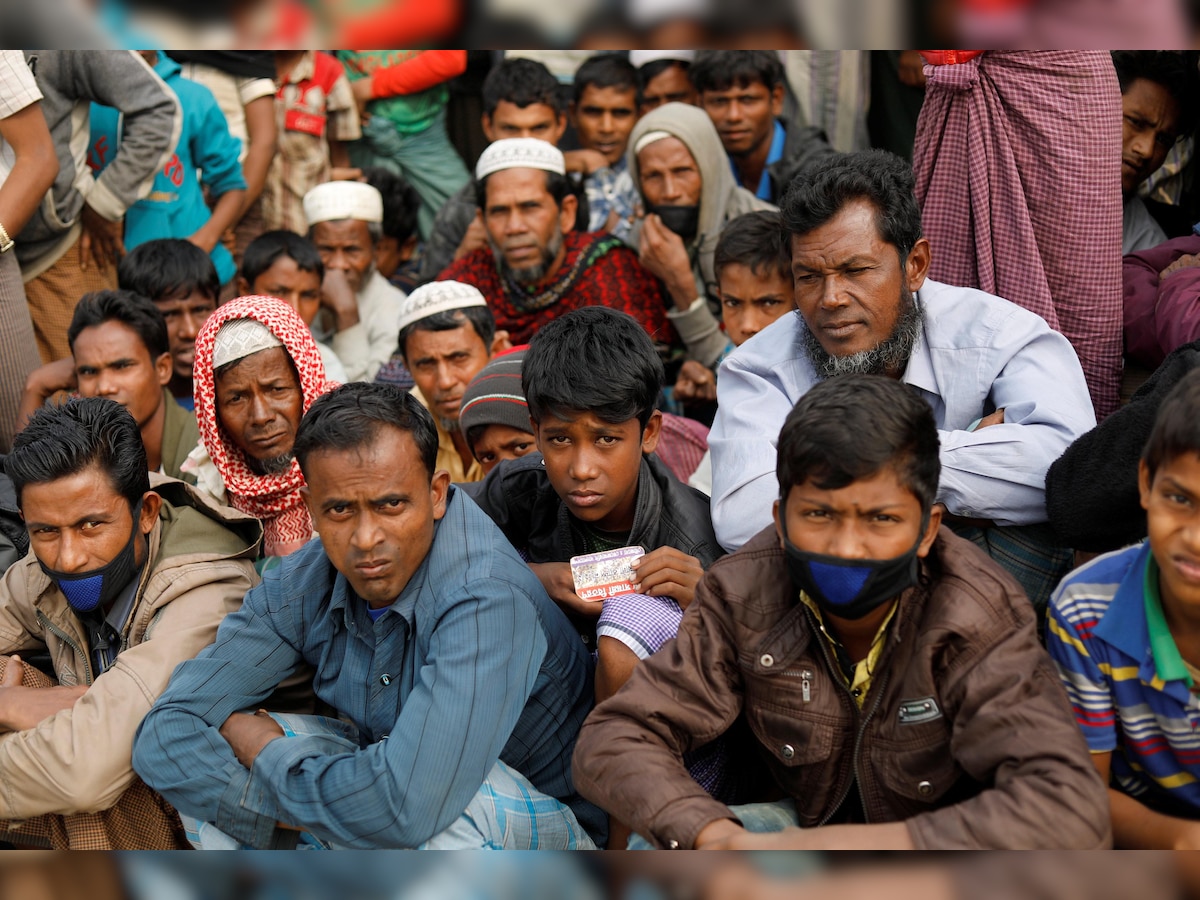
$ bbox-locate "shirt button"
[760,653,774,668]
[379,674,391,686]
[852,688,863,698]
[780,744,795,759]
[917,780,934,797]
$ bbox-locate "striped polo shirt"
[1047,542,1200,816]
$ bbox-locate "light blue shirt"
[709,279,1097,550]
[729,119,786,201]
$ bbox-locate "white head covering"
[397,280,489,334]
[475,138,566,181]
[629,50,697,68]
[633,130,674,156]
[302,181,384,227]
[212,318,284,370]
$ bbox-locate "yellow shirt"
[410,388,484,483]
[799,592,897,709]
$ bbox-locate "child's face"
[718,262,796,347]
[470,423,536,475]
[252,257,322,327]
[534,409,661,534]
[773,465,938,563]
[1140,454,1200,613]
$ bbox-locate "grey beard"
[438,416,460,434]
[490,227,564,285]
[248,452,294,476]
[801,294,923,380]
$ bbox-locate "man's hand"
[78,203,124,272]
[350,76,374,123]
[321,267,360,333]
[673,360,718,404]
[528,562,602,619]
[633,547,705,608]
[897,51,928,88]
[975,408,1005,430]
[1161,253,1200,279]
[693,817,747,849]
[0,655,87,732]
[639,214,696,310]
[454,212,489,262]
[563,148,610,176]
[219,709,285,769]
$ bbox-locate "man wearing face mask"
[628,103,776,370]
[0,397,260,848]
[573,375,1110,850]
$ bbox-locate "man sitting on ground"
[0,397,259,849]
[573,375,1110,851]
[709,150,1096,610]
[438,138,672,347]
[133,382,603,849]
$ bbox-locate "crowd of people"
[0,48,1198,853]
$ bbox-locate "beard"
[438,415,460,434]
[801,290,923,380]
[247,452,295,476]
[490,227,564,285]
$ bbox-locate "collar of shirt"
[728,120,786,201]
[80,565,144,674]
[798,590,897,708]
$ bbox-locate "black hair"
[294,382,438,480]
[573,53,638,104]
[482,58,564,118]
[523,306,663,430]
[67,289,170,360]
[714,210,791,282]
[1142,368,1200,480]
[689,50,785,94]
[117,238,220,304]
[241,230,325,287]
[637,59,690,102]
[475,169,572,213]
[398,307,496,361]
[777,374,940,513]
[780,150,923,263]
[361,166,420,245]
[8,397,150,509]
[1112,51,1200,137]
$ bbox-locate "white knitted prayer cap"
[212,318,284,370]
[475,138,566,181]
[397,280,489,334]
[302,181,384,226]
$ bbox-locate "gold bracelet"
[0,222,12,254]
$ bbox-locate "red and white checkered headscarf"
[193,295,337,556]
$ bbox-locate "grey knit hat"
[459,348,531,441]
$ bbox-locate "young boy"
[463,307,722,659]
[459,347,536,477]
[1049,368,1200,848]
[572,374,1110,850]
[676,210,795,493]
[118,239,221,410]
[237,230,348,383]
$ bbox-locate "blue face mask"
[38,500,144,614]
[780,511,928,621]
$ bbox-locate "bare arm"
[238,94,276,210]
[0,101,58,237]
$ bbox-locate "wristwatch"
[0,223,13,254]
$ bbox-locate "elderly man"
[183,295,335,558]
[396,280,508,483]
[709,151,1096,609]
[0,397,259,849]
[438,138,671,347]
[628,103,774,372]
[303,180,406,382]
[133,382,603,849]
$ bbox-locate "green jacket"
[161,390,200,484]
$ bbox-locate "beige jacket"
[0,475,261,818]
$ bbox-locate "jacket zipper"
[35,610,94,686]
[782,668,814,702]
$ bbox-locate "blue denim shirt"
[132,488,601,847]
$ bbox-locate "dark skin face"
[718,262,796,347]
[302,427,450,608]
[534,409,661,534]
[482,168,577,283]
[153,289,217,384]
[470,423,536,475]
[570,84,639,168]
[72,320,171,429]
[214,346,304,466]
[639,65,698,115]
[701,78,784,158]
[312,219,375,295]
[1121,77,1182,195]
[243,257,323,327]
[1140,454,1200,634]
[636,136,703,208]
[403,323,492,426]
[482,101,567,144]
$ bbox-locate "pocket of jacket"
[746,703,836,768]
[870,720,961,805]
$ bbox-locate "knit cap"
[459,347,532,441]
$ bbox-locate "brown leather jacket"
[572,526,1110,849]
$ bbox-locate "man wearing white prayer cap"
[438,138,674,350]
[302,180,407,382]
[395,279,509,483]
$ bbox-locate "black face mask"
[39,499,144,614]
[648,204,700,243]
[780,511,928,621]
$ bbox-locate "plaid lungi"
[0,657,188,850]
[914,51,1123,420]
